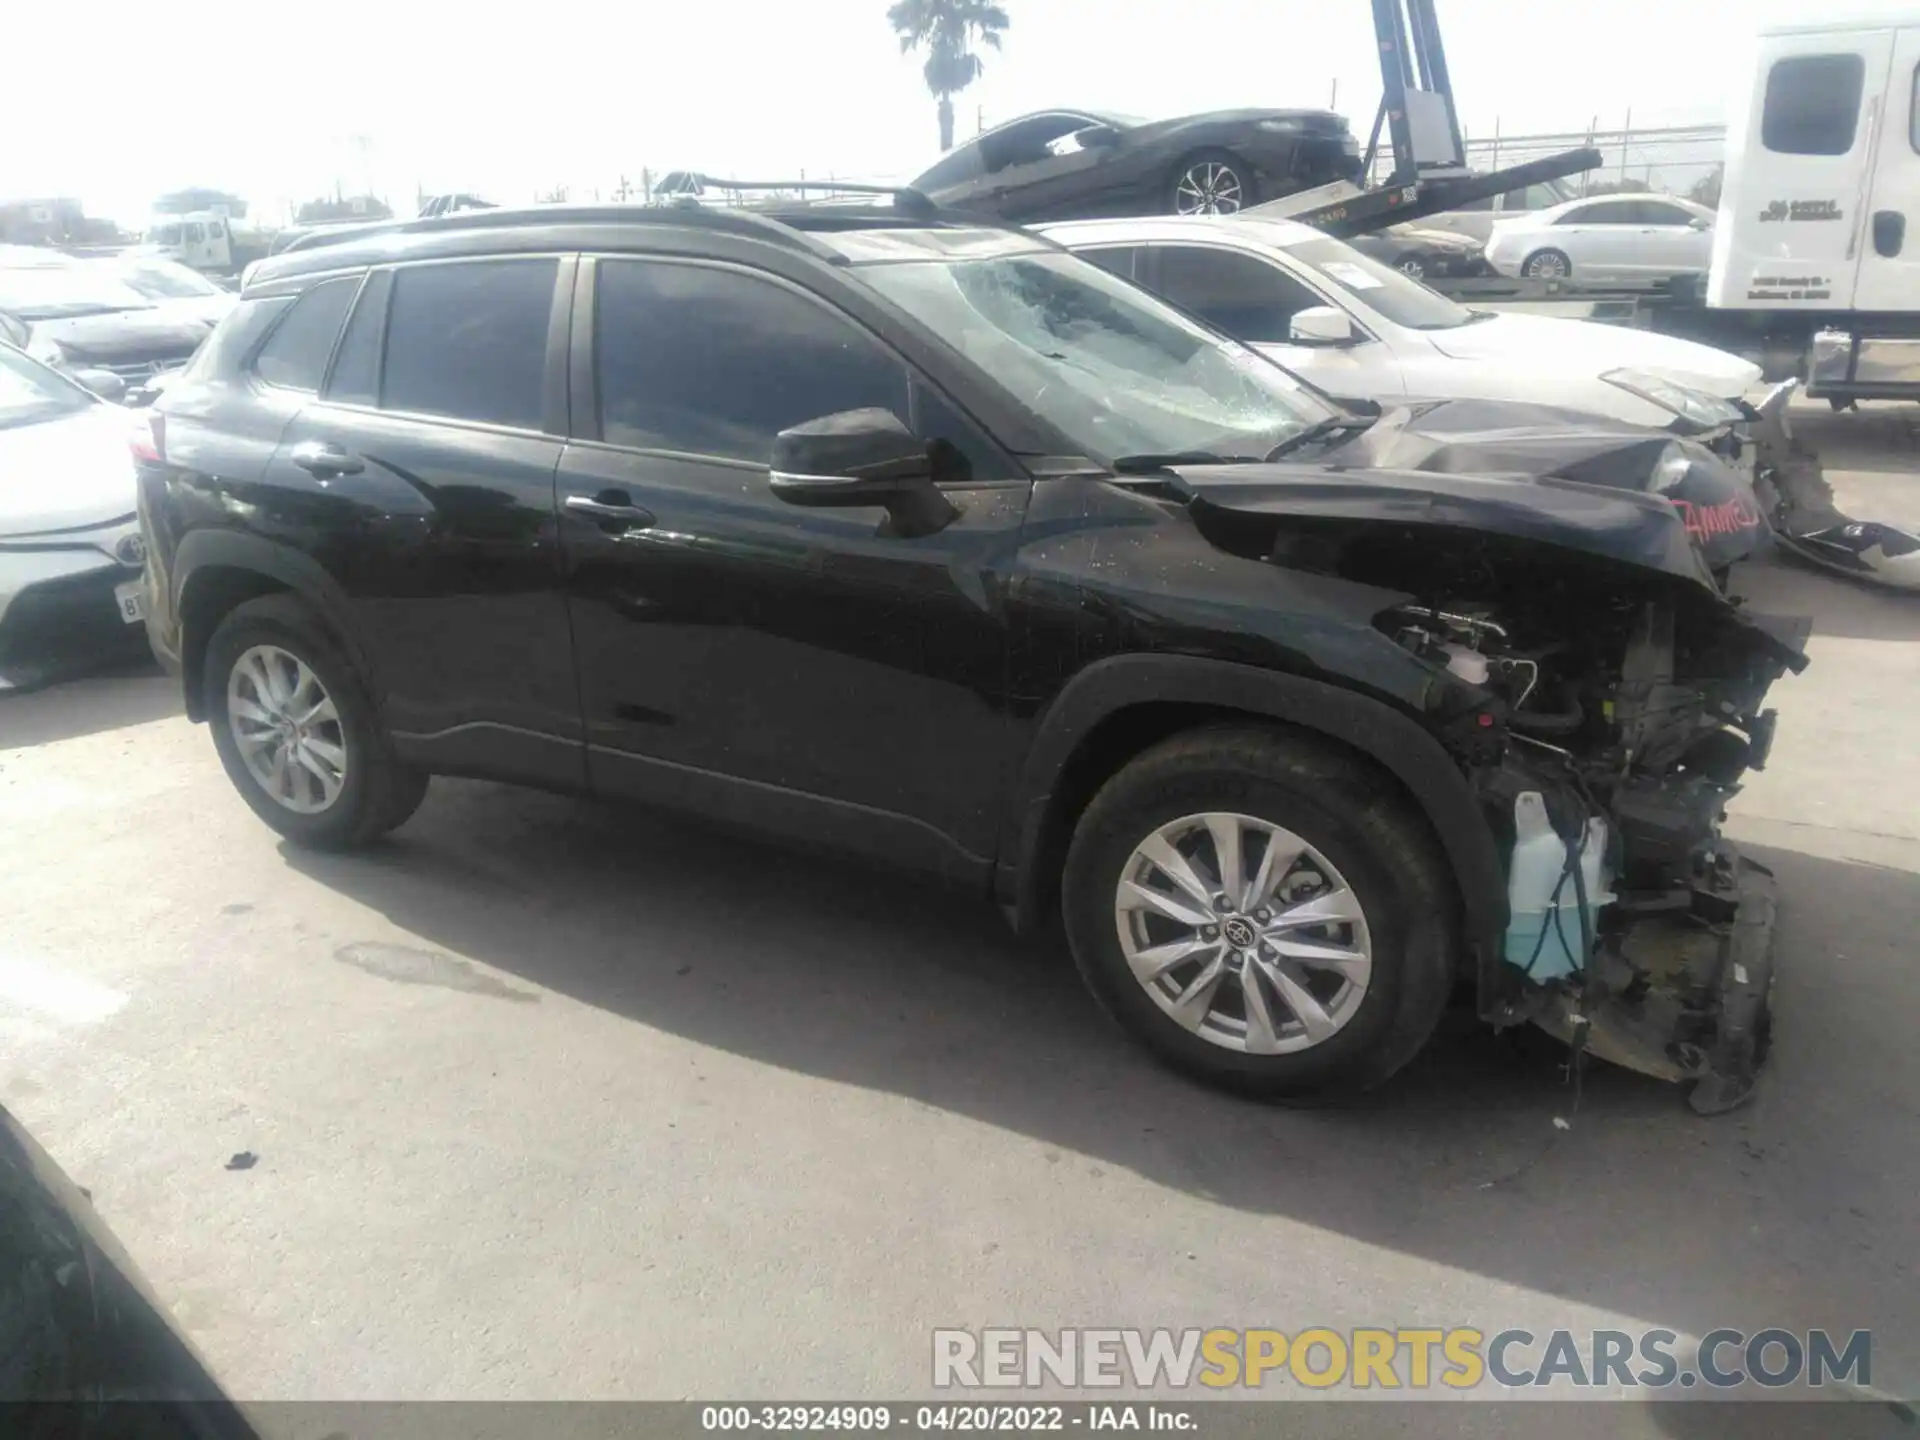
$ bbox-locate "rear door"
[1857,28,1920,310]
[1716,33,1892,309]
[262,255,583,788]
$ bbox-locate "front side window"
[252,275,358,392]
[859,249,1336,466]
[1635,200,1698,227]
[1153,246,1326,344]
[1278,234,1475,330]
[1763,53,1866,156]
[594,260,909,464]
[381,258,556,429]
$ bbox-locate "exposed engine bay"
[1361,535,1809,1113]
[1144,448,1814,1111]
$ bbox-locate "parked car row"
[104,191,1802,1116]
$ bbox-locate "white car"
[0,344,150,690]
[1483,193,1715,282]
[1035,214,1765,434]
[109,255,238,328]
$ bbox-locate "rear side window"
[1560,201,1640,226]
[381,258,557,429]
[1152,246,1325,344]
[593,259,908,463]
[325,269,391,407]
[252,276,358,392]
[1763,53,1867,156]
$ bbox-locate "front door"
[555,256,1032,880]
[1857,28,1920,310]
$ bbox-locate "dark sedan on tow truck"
[909,107,1363,220]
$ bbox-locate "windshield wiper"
[1262,417,1373,461]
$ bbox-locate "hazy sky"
[2,0,1895,223]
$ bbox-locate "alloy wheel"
[227,644,348,814]
[1524,250,1570,279]
[1397,256,1427,278]
[1112,811,1373,1054]
[1174,162,1245,216]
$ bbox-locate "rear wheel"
[1167,151,1255,216]
[203,595,427,849]
[1521,248,1572,279]
[1061,726,1456,1099]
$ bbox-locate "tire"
[1167,150,1256,216]
[202,594,428,850]
[1061,725,1457,1099]
[1521,248,1572,280]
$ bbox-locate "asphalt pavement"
[1,402,1916,1423]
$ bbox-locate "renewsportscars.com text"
[932,1327,1873,1392]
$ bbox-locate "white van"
[1709,12,1920,398]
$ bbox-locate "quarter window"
[381,258,556,429]
[593,260,909,464]
[252,275,358,392]
[1763,53,1867,156]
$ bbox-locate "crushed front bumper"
[1529,844,1780,1114]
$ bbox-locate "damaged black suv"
[135,203,1808,1107]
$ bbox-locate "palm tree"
[887,0,1010,153]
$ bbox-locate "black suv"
[136,203,1804,1105]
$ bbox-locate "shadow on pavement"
[0,663,178,751]
[282,779,1920,1392]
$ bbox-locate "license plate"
[114,580,146,624]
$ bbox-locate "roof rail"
[260,200,850,267]
[658,174,943,219]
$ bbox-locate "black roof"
[247,186,1034,290]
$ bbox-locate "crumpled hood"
[1158,456,1718,593]
[0,405,139,536]
[1426,312,1762,400]
[27,309,211,363]
[1335,398,1768,569]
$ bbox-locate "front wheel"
[1167,151,1255,216]
[1061,726,1457,1099]
[1521,248,1572,280]
[203,594,428,850]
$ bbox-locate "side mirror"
[70,367,128,402]
[1687,216,1711,231]
[1074,124,1122,149]
[770,408,932,505]
[1288,306,1357,347]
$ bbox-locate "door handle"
[565,490,656,531]
[289,441,363,478]
[1873,210,1906,258]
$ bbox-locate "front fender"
[999,654,1508,953]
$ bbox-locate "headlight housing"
[1602,368,1743,430]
